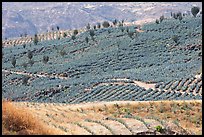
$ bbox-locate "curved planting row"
[67,84,202,104]
[155,75,202,96]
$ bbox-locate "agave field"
[2,15,202,103]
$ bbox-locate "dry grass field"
[2,100,202,135]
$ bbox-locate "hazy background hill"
[2,2,202,39]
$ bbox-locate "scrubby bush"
[11,57,16,68]
[93,25,96,30]
[160,15,164,23]
[73,29,78,36]
[102,21,110,28]
[86,23,91,30]
[63,32,67,38]
[191,6,200,17]
[97,23,101,29]
[85,37,89,43]
[120,26,125,32]
[172,35,179,44]
[112,19,117,26]
[27,50,33,60]
[23,44,26,49]
[156,19,159,24]
[33,34,38,45]
[43,56,49,64]
[71,35,76,41]
[89,30,95,38]
[59,50,66,57]
[22,76,29,85]
[155,125,163,133]
[57,26,60,31]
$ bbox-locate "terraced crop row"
[155,75,202,95]
[67,84,201,104]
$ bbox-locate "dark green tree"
[73,29,78,36]
[93,25,96,30]
[43,56,49,64]
[63,32,67,38]
[23,44,26,48]
[102,21,110,28]
[172,35,179,44]
[71,35,76,41]
[59,50,66,57]
[112,19,117,26]
[120,26,125,32]
[86,23,91,30]
[178,15,183,22]
[22,76,29,85]
[89,30,95,37]
[57,26,60,31]
[27,50,33,60]
[160,15,164,23]
[191,6,200,17]
[85,37,89,43]
[156,19,159,24]
[11,57,16,68]
[33,34,38,45]
[97,23,101,29]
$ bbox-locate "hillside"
[2,15,202,103]
[2,8,202,135]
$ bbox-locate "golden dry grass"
[2,100,65,135]
[3,100,202,135]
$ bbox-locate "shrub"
[155,125,163,133]
[160,15,164,23]
[173,13,178,19]
[172,35,179,44]
[120,26,125,32]
[93,25,96,30]
[33,34,38,45]
[89,30,95,38]
[112,19,117,26]
[86,23,91,30]
[59,50,66,57]
[71,35,76,41]
[73,29,78,36]
[156,19,159,24]
[85,37,89,43]
[102,21,110,28]
[23,44,26,49]
[11,57,16,68]
[97,23,101,29]
[57,26,59,31]
[27,50,33,60]
[22,76,29,85]
[63,32,67,38]
[178,15,183,22]
[191,6,200,17]
[43,56,49,64]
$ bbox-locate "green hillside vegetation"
[2,11,202,103]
